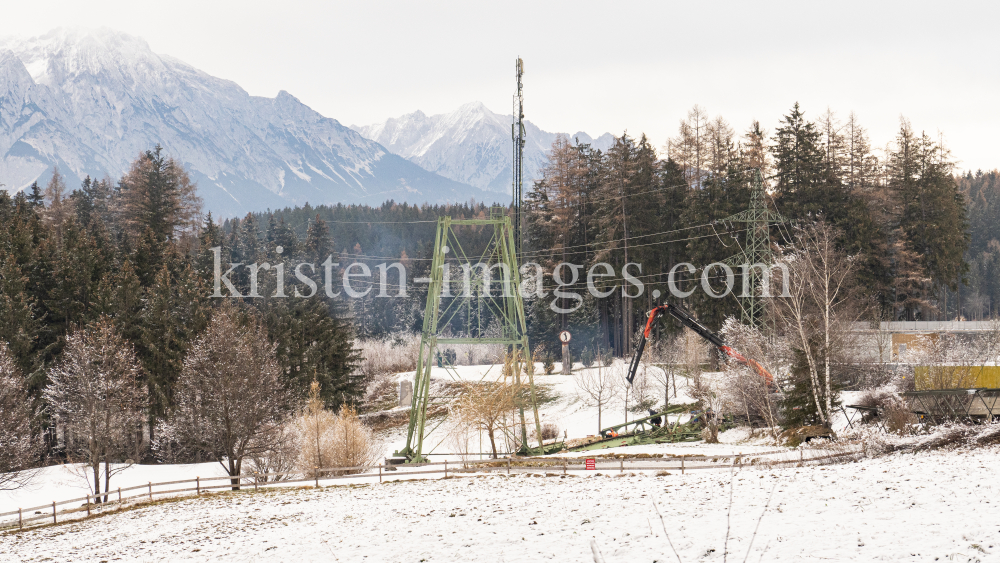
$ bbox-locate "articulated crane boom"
[626,303,774,386]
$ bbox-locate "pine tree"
[886,120,969,317]
[118,145,202,242]
[303,215,332,263]
[140,265,210,421]
[260,296,360,409]
[0,250,40,371]
[26,182,44,208]
[196,212,224,279]
[772,103,828,219]
[42,167,70,242]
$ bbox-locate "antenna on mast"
[512,57,525,257]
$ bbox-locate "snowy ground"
[385,361,860,460]
[3,447,997,562]
[383,361,707,460]
[0,463,231,516]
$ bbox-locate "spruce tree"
[26,182,44,208]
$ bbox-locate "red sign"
[585,458,596,470]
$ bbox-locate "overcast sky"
[2,1,997,171]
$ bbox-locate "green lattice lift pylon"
[394,209,543,463]
[721,168,786,328]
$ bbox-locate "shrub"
[298,380,382,476]
[531,422,561,442]
[856,386,916,434]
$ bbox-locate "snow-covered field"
[2,447,997,562]
[5,361,993,561]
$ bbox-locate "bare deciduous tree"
[773,220,863,425]
[293,378,381,477]
[689,374,728,443]
[645,335,688,409]
[44,318,147,502]
[719,319,786,439]
[453,380,517,458]
[245,422,299,482]
[574,358,618,434]
[627,360,659,415]
[42,167,69,240]
[159,305,293,489]
[0,343,41,490]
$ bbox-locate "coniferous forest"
[263,104,975,357]
[0,102,988,465]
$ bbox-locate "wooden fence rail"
[0,448,858,533]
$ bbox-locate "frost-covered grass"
[3,447,997,562]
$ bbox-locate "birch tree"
[774,221,862,425]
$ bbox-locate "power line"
[327,227,746,263]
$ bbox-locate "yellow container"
[914,365,1000,390]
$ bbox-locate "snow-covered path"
[2,448,997,562]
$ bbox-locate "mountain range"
[0,28,488,217]
[0,28,614,217]
[352,103,614,193]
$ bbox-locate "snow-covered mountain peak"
[4,27,163,87]
[352,103,614,193]
[0,49,32,89]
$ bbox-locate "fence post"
[507,458,510,475]
[800,449,803,463]
[52,501,56,524]
[86,494,91,516]
[444,460,448,479]
[197,477,200,495]
[19,507,22,529]
[149,482,153,502]
[314,466,319,488]
[681,458,684,475]
[254,476,258,492]
[118,488,122,509]
[563,461,567,475]
[379,465,382,484]
[620,458,624,473]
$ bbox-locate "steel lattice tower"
[396,58,541,463]
[395,211,542,463]
[722,168,786,328]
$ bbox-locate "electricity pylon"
[721,168,786,328]
[395,210,542,463]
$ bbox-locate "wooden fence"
[0,448,858,533]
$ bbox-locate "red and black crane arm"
[626,303,774,386]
